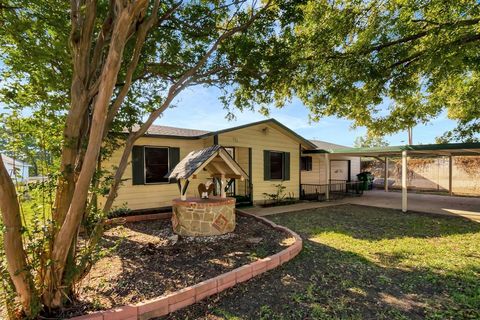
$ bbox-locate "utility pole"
[408,127,413,145]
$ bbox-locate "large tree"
[0,0,280,317]
[231,0,480,142]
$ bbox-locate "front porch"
[218,146,253,206]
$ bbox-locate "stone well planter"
[171,197,236,236]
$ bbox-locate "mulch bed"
[60,214,292,319]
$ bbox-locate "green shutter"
[283,152,290,181]
[264,150,271,180]
[131,146,145,185]
[168,147,180,183]
[307,156,312,171]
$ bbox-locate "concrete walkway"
[346,190,480,221]
[243,190,480,221]
[241,201,340,217]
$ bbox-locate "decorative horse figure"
[198,182,215,199]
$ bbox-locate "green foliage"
[354,134,389,148]
[263,183,287,202]
[269,205,480,319]
[0,1,283,316]
[107,205,133,219]
[229,0,480,141]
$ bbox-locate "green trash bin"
[357,172,374,190]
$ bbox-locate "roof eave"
[198,118,317,149]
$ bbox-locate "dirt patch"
[59,214,291,318]
[161,204,480,320]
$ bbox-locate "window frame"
[143,146,170,185]
[300,156,312,171]
[269,151,284,180]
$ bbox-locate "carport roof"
[303,142,480,157]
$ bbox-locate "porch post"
[449,154,453,196]
[402,150,408,212]
[248,148,253,203]
[384,157,389,192]
[220,174,226,198]
[325,153,330,201]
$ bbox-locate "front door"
[330,160,350,181]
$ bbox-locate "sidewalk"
[241,201,342,217]
[241,191,480,221]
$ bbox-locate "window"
[144,147,169,183]
[264,150,290,181]
[132,146,180,185]
[300,156,312,171]
[270,152,284,179]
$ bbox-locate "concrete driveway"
[346,190,480,221]
[243,190,480,221]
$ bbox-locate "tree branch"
[0,156,38,316]
[103,0,183,134]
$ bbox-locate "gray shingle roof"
[310,140,349,150]
[131,124,210,137]
[168,145,221,180]
[128,120,348,150]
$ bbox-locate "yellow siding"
[217,123,300,202]
[103,137,205,210]
[103,123,360,211]
[301,155,325,185]
[235,147,249,195]
[301,154,361,184]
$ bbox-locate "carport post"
[325,153,330,201]
[384,157,389,192]
[402,150,408,212]
[448,155,453,196]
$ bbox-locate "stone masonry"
[172,197,236,236]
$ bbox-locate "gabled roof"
[198,119,318,149]
[310,140,348,150]
[130,118,318,149]
[168,145,248,181]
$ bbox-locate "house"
[104,119,360,211]
[1,154,30,182]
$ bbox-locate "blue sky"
[0,59,456,147]
[155,86,457,147]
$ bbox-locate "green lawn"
[166,204,480,320]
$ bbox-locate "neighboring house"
[1,154,30,182]
[104,118,360,211]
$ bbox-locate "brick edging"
[71,209,302,320]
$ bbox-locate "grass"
[167,204,480,320]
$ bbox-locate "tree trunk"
[0,156,39,317]
[53,0,97,226]
[42,2,147,307]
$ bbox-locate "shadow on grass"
[162,204,480,320]
[270,204,480,241]
[163,239,480,320]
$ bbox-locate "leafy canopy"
[230,0,480,142]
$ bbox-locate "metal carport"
[304,142,480,212]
